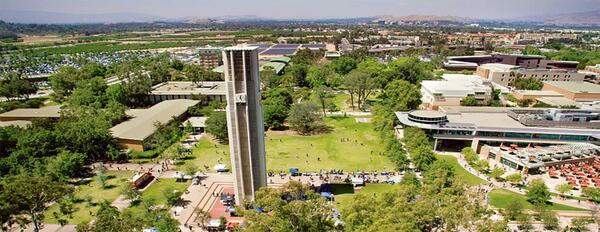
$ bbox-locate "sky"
[2,0,600,20]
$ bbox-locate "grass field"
[334,183,401,208]
[183,116,393,173]
[436,154,487,186]
[489,188,587,211]
[43,170,133,224]
[140,179,190,206]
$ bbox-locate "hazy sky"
[3,0,600,19]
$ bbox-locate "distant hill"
[517,10,600,26]
[0,10,164,24]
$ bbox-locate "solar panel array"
[250,43,326,56]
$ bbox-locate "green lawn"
[436,154,487,186]
[140,179,190,206]
[334,183,401,208]
[333,92,352,111]
[489,188,587,211]
[43,170,134,224]
[183,116,393,173]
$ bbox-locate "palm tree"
[194,208,211,228]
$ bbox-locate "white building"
[421,74,505,110]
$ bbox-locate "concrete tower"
[222,45,267,205]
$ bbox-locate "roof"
[537,97,579,107]
[269,57,291,64]
[479,63,519,72]
[261,62,286,74]
[0,106,61,119]
[544,81,600,94]
[410,110,446,118]
[224,45,258,51]
[0,120,31,127]
[150,81,226,95]
[513,90,563,97]
[183,117,207,128]
[421,78,491,97]
[110,99,199,141]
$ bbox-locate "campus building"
[146,81,226,104]
[444,54,579,71]
[110,99,199,152]
[222,45,267,205]
[0,105,61,122]
[476,63,585,87]
[197,47,223,70]
[542,81,600,102]
[420,74,508,110]
[481,143,600,174]
[396,108,600,153]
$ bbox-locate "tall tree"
[206,111,228,143]
[526,178,551,205]
[1,174,74,232]
[330,56,357,75]
[287,102,324,135]
[344,70,376,110]
[314,86,334,116]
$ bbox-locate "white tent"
[351,177,364,186]
[214,164,227,172]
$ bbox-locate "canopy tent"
[351,177,364,186]
[289,168,299,173]
[320,192,333,198]
[214,164,227,172]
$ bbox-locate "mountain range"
[1,10,599,26]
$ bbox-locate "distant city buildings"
[197,47,223,70]
[445,54,579,71]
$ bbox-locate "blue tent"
[320,192,333,198]
[289,168,299,173]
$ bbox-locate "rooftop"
[150,81,226,95]
[513,90,563,97]
[410,110,446,118]
[479,63,519,72]
[0,120,31,127]
[544,81,600,94]
[183,116,208,128]
[537,97,579,107]
[0,106,61,120]
[224,45,259,51]
[110,99,199,141]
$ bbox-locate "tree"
[582,187,600,203]
[206,111,228,143]
[49,66,80,101]
[344,70,377,111]
[306,65,339,88]
[571,217,591,232]
[330,56,357,75]
[0,73,38,100]
[506,173,523,184]
[45,150,87,181]
[194,209,211,227]
[537,207,559,231]
[513,77,543,90]
[505,200,523,220]
[522,45,542,56]
[184,163,199,177]
[555,183,572,198]
[164,187,183,207]
[489,167,505,180]
[314,86,334,116]
[287,102,324,135]
[260,66,280,89]
[411,145,437,171]
[460,96,479,106]
[526,179,551,205]
[121,71,152,107]
[242,181,336,232]
[67,77,108,107]
[88,201,136,232]
[263,97,289,129]
[1,174,74,232]
[381,57,434,86]
[516,213,533,232]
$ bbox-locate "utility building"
[222,45,267,205]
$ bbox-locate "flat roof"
[410,110,446,118]
[479,63,519,72]
[110,99,199,141]
[446,113,526,128]
[544,81,600,94]
[150,81,226,95]
[0,106,61,119]
[0,120,31,127]
[537,97,579,107]
[260,62,286,74]
[224,45,258,51]
[183,116,207,128]
[513,90,563,97]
